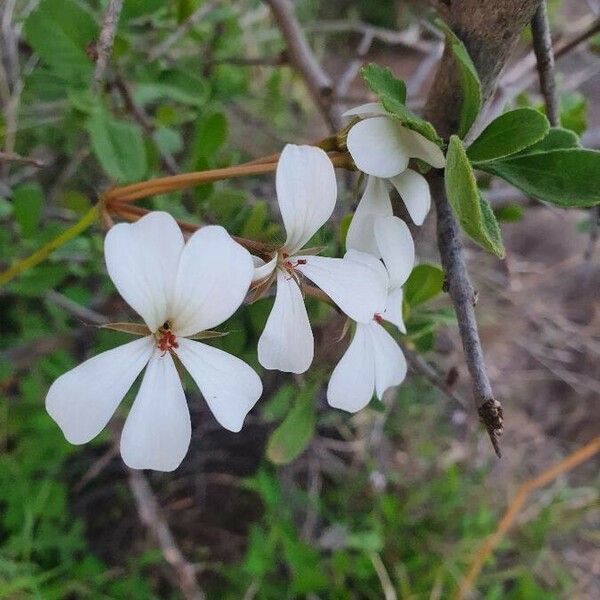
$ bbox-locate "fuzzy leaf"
[467,109,549,163]
[361,63,407,105]
[404,264,445,307]
[445,136,505,257]
[478,148,600,208]
[437,19,481,138]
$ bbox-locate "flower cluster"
[46,109,444,471]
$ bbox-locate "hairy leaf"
[445,136,505,257]
[467,108,549,163]
[437,19,481,138]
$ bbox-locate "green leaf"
[515,127,579,154]
[560,92,587,135]
[361,63,407,106]
[191,112,228,160]
[445,136,505,257]
[493,202,524,222]
[12,184,44,237]
[85,111,147,183]
[23,0,97,84]
[437,19,481,138]
[404,264,444,306]
[467,109,549,163]
[266,384,316,465]
[381,98,443,147]
[134,70,210,107]
[478,148,600,208]
[361,65,442,146]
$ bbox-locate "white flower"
[327,216,414,412]
[46,211,262,472]
[343,102,445,242]
[253,144,388,374]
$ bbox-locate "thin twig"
[554,17,600,60]
[430,177,503,456]
[92,0,124,92]
[0,151,44,167]
[148,0,220,62]
[454,436,600,600]
[400,342,468,409]
[263,0,339,131]
[530,2,559,126]
[127,469,206,600]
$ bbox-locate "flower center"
[156,323,179,355]
[280,251,306,278]
[373,313,384,324]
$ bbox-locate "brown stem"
[105,152,353,204]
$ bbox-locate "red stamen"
[373,313,384,324]
[157,330,179,356]
[296,258,307,265]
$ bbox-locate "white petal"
[277,144,337,254]
[374,216,415,287]
[252,253,277,282]
[327,323,375,412]
[170,225,253,337]
[175,338,262,432]
[346,117,409,178]
[383,287,406,333]
[46,336,154,445]
[369,323,407,399]
[345,176,392,256]
[258,270,314,373]
[389,168,431,226]
[296,254,387,323]
[342,102,387,118]
[105,211,184,332]
[397,128,446,169]
[120,350,191,471]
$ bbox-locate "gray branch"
[424,0,542,456]
[92,0,124,92]
[531,2,559,126]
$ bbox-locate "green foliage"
[85,109,147,183]
[445,136,505,257]
[437,19,482,138]
[478,147,600,208]
[12,184,44,238]
[404,264,444,306]
[467,108,550,163]
[23,0,97,85]
[266,383,317,465]
[560,92,587,135]
[361,63,407,106]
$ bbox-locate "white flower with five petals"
[344,102,445,251]
[327,215,414,413]
[253,144,388,374]
[46,211,262,472]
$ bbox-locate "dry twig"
[263,0,339,131]
[92,0,124,92]
[127,468,206,600]
[530,2,559,126]
[454,436,600,600]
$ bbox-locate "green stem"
[0,204,99,287]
